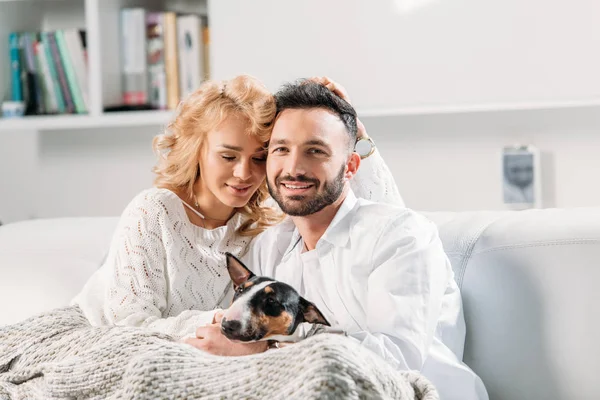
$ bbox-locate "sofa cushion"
[0,217,119,326]
[424,208,600,400]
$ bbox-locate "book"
[9,32,23,102]
[34,37,60,113]
[63,29,89,112]
[146,12,168,110]
[47,31,75,113]
[177,14,204,100]
[55,30,87,113]
[120,8,148,105]
[40,32,66,113]
[163,11,180,110]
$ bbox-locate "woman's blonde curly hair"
[152,75,283,236]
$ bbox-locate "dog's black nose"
[221,318,242,335]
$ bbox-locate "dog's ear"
[225,252,255,287]
[299,297,330,326]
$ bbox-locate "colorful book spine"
[9,32,23,101]
[47,31,75,113]
[163,11,180,110]
[202,22,210,81]
[63,29,89,111]
[34,38,59,113]
[177,14,204,100]
[120,8,148,105]
[146,12,168,110]
[55,30,86,113]
[21,33,43,114]
[40,32,66,113]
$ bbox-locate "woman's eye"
[253,156,267,163]
[222,156,236,161]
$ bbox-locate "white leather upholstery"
[423,208,600,400]
[0,217,118,327]
[1,208,599,400]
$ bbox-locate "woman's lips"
[226,184,253,196]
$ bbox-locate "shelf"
[357,99,600,118]
[2,98,600,131]
[0,110,173,131]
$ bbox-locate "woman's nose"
[233,161,252,180]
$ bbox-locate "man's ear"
[345,152,361,181]
[299,297,330,326]
[225,252,255,287]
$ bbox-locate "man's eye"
[271,147,287,154]
[308,148,325,155]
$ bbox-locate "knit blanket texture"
[0,306,439,400]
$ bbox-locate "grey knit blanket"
[0,306,439,400]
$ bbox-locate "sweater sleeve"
[76,191,218,340]
[350,149,405,207]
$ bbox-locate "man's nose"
[283,151,307,177]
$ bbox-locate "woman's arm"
[73,191,219,340]
[350,121,405,206]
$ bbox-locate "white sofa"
[1,208,599,400]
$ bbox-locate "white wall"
[364,106,600,211]
[0,126,159,224]
[1,105,599,225]
[209,0,600,112]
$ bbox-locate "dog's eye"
[266,297,278,305]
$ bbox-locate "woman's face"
[199,115,268,209]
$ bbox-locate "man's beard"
[268,164,346,217]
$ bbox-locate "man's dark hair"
[274,80,358,152]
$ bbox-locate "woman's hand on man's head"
[307,76,369,140]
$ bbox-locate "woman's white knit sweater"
[71,151,403,339]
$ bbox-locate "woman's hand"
[212,309,225,324]
[182,323,268,356]
[307,76,368,139]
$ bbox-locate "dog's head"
[221,252,330,342]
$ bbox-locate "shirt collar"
[320,189,358,248]
[281,190,359,259]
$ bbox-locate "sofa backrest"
[424,208,600,400]
[2,208,599,400]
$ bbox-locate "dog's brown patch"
[242,281,254,289]
[264,286,274,294]
[256,311,293,336]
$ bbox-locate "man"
[189,79,488,400]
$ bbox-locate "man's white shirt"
[243,190,488,400]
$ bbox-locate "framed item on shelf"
[502,145,542,209]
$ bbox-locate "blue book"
[9,32,23,101]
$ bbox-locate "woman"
[71,75,403,356]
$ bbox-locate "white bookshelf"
[0,0,206,131]
[2,0,600,132]
[0,109,173,130]
[3,98,600,132]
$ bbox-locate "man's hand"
[308,76,368,140]
[182,323,268,356]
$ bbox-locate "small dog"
[221,252,330,343]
